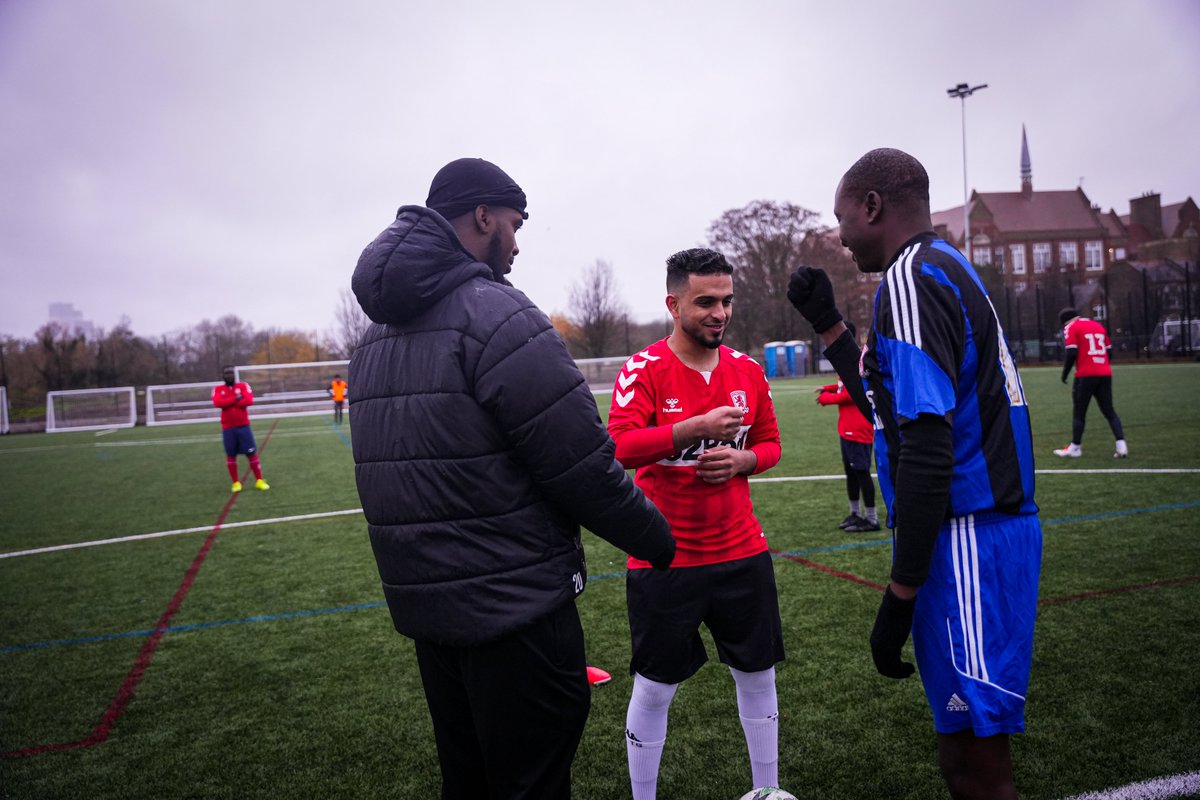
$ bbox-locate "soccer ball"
[738,788,798,800]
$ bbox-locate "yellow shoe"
[255,478,270,491]
[231,481,243,493]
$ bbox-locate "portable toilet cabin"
[783,340,808,376]
[762,342,785,377]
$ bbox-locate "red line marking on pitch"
[1038,574,1200,605]
[770,549,1198,606]
[2,421,278,759]
[770,548,886,592]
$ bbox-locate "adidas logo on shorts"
[946,693,969,712]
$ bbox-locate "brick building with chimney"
[931,127,1196,358]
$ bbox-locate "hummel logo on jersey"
[663,398,683,414]
[946,693,969,712]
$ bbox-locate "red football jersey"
[212,381,255,429]
[607,339,782,569]
[1063,317,1112,377]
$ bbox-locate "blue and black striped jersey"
[863,232,1037,521]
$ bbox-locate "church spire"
[1020,124,1032,198]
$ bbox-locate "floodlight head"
[947,82,988,99]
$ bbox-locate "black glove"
[1060,374,1068,384]
[649,537,676,571]
[787,267,844,333]
[870,586,916,679]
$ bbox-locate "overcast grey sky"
[2,0,1198,342]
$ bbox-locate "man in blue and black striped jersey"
[787,148,1041,800]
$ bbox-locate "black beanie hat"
[425,158,528,221]
[1059,307,1078,325]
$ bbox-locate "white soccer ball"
[738,788,798,800]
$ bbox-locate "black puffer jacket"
[349,206,672,646]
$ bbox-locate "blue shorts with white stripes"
[912,512,1042,737]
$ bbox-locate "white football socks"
[626,673,678,800]
[731,666,780,789]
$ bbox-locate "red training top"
[817,381,873,443]
[212,381,255,429]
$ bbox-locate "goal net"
[577,355,638,394]
[144,381,224,427]
[45,387,137,433]
[146,360,350,427]
[145,354,624,428]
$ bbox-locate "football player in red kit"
[1053,308,1128,459]
[608,248,784,800]
[816,319,879,532]
[212,365,269,492]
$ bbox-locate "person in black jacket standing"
[350,158,675,799]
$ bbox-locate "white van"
[1149,318,1200,354]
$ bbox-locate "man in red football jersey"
[816,320,879,532]
[212,365,269,492]
[608,248,784,800]
[1054,308,1128,459]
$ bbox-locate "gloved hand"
[787,267,844,333]
[1060,372,1069,384]
[649,537,676,571]
[870,586,916,679]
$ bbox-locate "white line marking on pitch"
[1058,770,1200,800]
[0,509,365,559]
[748,468,1200,484]
[3,468,1196,560]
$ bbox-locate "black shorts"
[840,439,873,472]
[626,551,784,684]
[222,425,257,457]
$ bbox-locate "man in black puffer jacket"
[350,158,674,799]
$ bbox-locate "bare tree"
[334,287,372,358]
[568,260,629,357]
[32,322,89,392]
[180,315,260,378]
[707,200,854,354]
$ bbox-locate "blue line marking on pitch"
[1042,500,1200,525]
[6,500,1197,656]
[326,418,352,448]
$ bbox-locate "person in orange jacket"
[329,374,348,424]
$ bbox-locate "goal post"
[45,387,137,433]
[144,354,625,428]
[576,355,637,394]
[145,381,224,427]
[233,360,350,421]
[146,360,351,427]
[0,385,9,434]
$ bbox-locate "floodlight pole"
[947,82,987,259]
